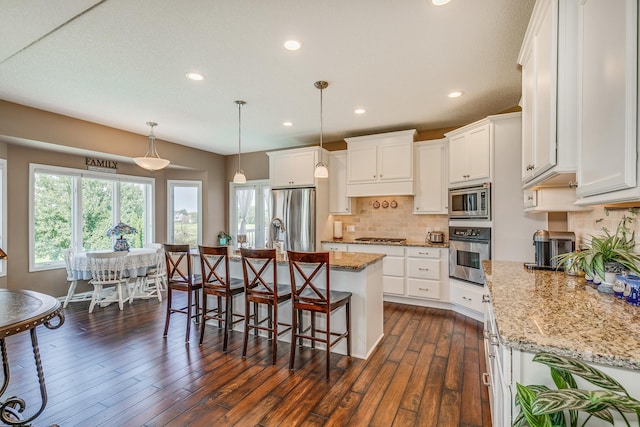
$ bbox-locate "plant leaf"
[515,383,554,427]
[533,353,628,394]
[532,389,594,414]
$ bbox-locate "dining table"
[0,289,64,425]
[69,247,160,280]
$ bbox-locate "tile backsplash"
[568,206,640,248]
[332,196,448,242]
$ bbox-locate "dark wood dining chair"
[198,245,245,351]
[240,248,292,365]
[287,250,351,380]
[163,244,202,342]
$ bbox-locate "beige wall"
[0,100,227,296]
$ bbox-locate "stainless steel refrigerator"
[269,187,316,252]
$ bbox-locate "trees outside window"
[168,180,201,247]
[30,165,154,271]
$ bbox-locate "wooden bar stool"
[240,248,292,365]
[163,244,202,342]
[198,245,245,351]
[287,250,351,380]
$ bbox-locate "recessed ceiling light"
[448,91,463,98]
[354,109,366,114]
[432,0,451,5]
[283,121,293,127]
[284,40,301,51]
[186,72,204,81]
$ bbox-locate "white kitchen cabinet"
[518,0,578,188]
[574,0,639,205]
[350,244,406,295]
[446,122,491,186]
[523,187,591,212]
[413,139,447,214]
[321,242,349,252]
[328,151,351,214]
[267,147,321,188]
[449,278,485,321]
[345,129,416,197]
[406,247,442,300]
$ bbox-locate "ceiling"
[0,0,535,156]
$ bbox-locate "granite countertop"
[483,260,640,370]
[229,251,385,272]
[321,239,449,249]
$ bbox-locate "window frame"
[167,179,202,246]
[29,163,155,272]
[0,159,6,277]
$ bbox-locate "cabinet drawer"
[407,258,439,280]
[384,276,404,295]
[384,256,405,277]
[450,281,486,313]
[407,279,440,300]
[406,247,440,258]
[321,243,349,252]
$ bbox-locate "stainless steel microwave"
[448,183,490,220]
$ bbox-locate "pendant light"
[233,100,247,184]
[314,80,329,178]
[133,122,170,171]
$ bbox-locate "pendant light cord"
[238,101,242,172]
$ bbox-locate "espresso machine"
[526,230,576,270]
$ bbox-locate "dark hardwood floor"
[4,293,491,426]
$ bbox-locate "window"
[229,180,270,249]
[167,180,202,246]
[29,164,154,271]
[0,159,6,277]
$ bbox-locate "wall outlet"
[346,225,356,232]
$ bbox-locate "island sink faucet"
[268,217,286,251]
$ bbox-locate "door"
[465,124,491,182]
[379,139,412,181]
[576,0,637,197]
[347,144,378,183]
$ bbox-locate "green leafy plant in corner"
[514,352,640,427]
[553,212,640,281]
[217,231,233,245]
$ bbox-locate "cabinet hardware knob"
[418,252,429,255]
[418,268,429,271]
[527,196,533,200]
[418,288,429,291]
[490,334,499,346]
[569,181,578,188]
[462,296,471,301]
[482,295,490,303]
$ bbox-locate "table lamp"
[106,222,138,251]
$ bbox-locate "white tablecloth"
[71,248,160,280]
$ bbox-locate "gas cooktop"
[354,237,407,244]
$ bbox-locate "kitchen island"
[482,260,640,426]
[228,251,385,359]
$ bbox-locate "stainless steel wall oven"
[449,226,491,285]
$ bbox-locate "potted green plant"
[218,231,232,246]
[553,214,640,282]
[514,352,640,427]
